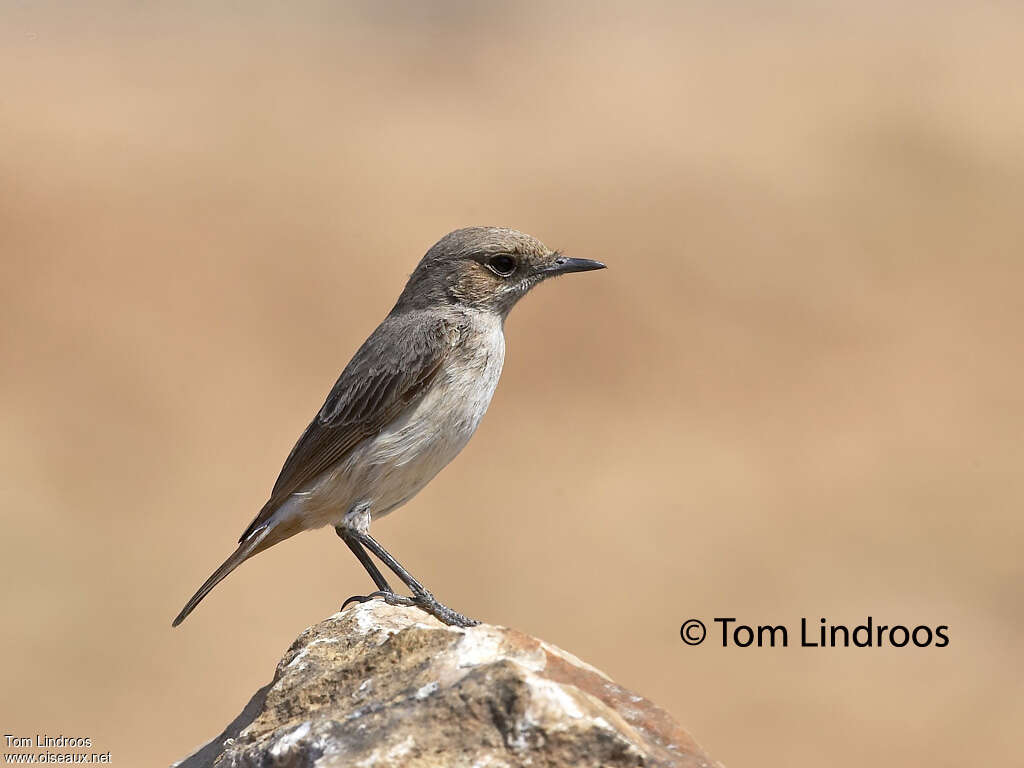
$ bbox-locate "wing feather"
[237,312,457,542]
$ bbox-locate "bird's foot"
[408,588,480,628]
[340,589,412,611]
[340,589,478,627]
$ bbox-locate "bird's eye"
[486,255,517,277]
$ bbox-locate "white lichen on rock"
[175,601,721,768]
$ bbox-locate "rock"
[175,601,721,768]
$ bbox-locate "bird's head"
[395,227,605,318]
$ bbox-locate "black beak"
[543,256,607,276]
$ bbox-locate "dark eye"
[486,255,517,277]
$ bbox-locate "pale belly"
[281,319,505,531]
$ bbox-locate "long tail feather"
[171,527,270,627]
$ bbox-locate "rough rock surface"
[175,601,721,768]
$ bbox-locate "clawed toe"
[339,530,480,627]
[341,589,416,611]
[375,591,417,607]
[430,608,480,628]
[341,589,478,627]
[410,591,480,627]
[340,593,374,610]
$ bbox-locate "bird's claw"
[341,589,478,627]
[409,589,480,627]
[341,589,409,611]
[340,593,374,610]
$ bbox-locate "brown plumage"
[173,227,605,628]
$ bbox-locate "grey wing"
[237,313,456,543]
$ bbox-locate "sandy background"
[2,2,1022,766]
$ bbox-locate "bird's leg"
[336,526,401,609]
[352,530,479,628]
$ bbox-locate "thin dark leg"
[352,530,479,627]
[336,526,393,592]
[357,533,429,595]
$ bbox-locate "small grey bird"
[173,227,605,628]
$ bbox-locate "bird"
[172,227,605,628]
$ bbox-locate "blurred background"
[2,1,1022,766]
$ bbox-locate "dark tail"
[172,527,271,627]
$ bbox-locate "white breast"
[296,313,506,529]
